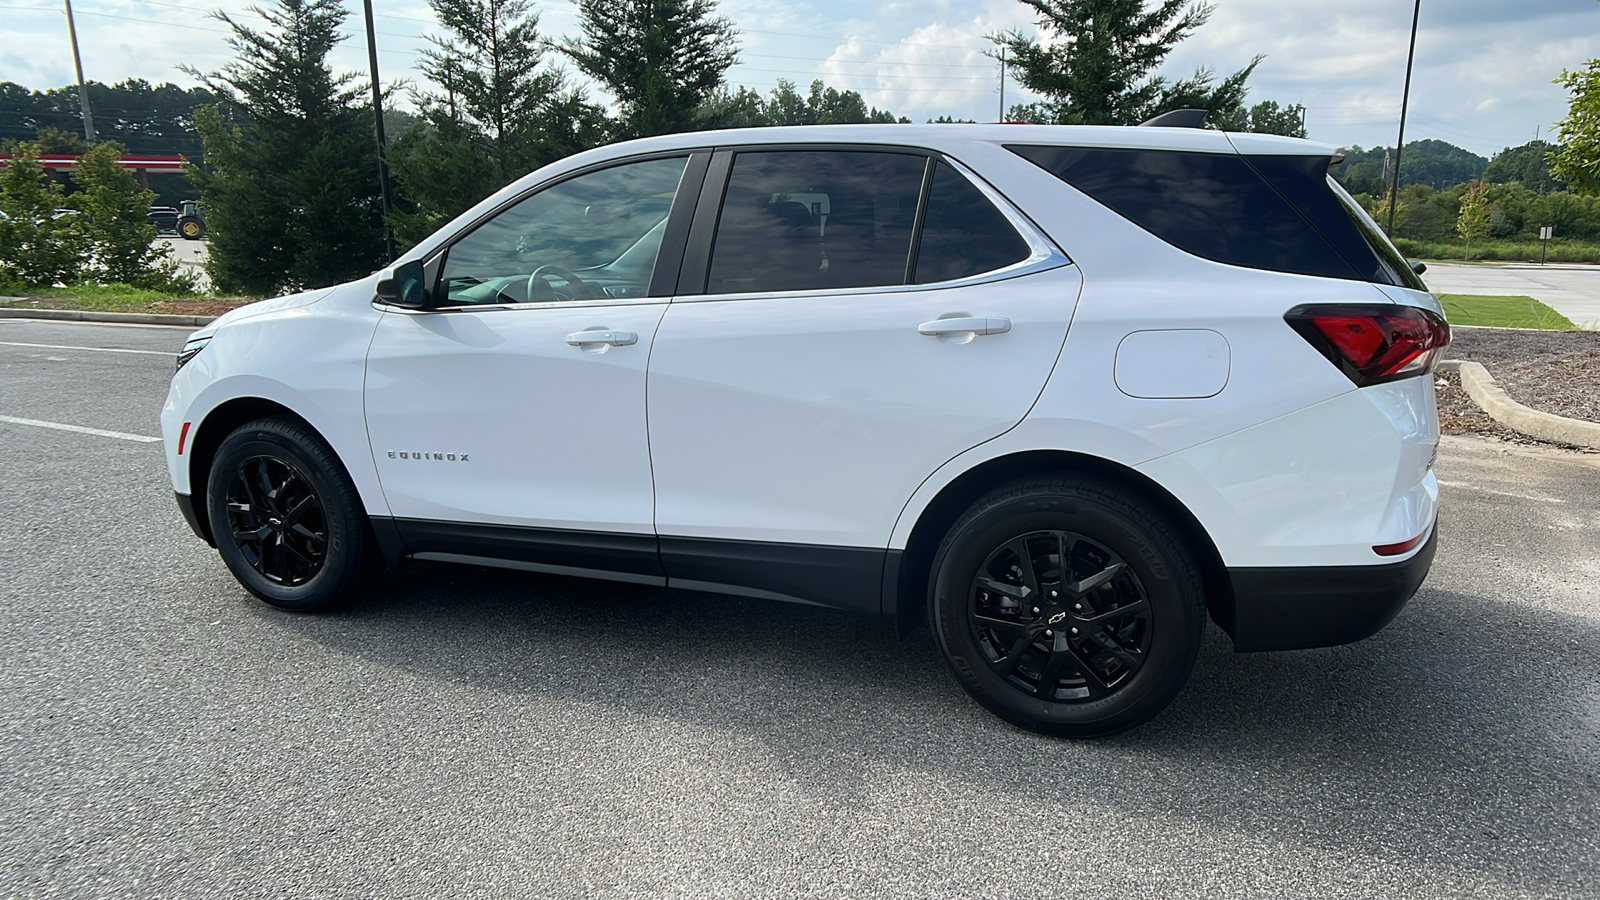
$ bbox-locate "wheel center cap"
[1047,611,1067,625]
[268,517,282,528]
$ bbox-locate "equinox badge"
[387,451,470,461]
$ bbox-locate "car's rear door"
[363,152,706,581]
[645,146,1083,610]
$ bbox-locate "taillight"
[1284,304,1450,387]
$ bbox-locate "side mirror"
[1409,260,1427,276]
[375,259,429,309]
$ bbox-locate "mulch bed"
[1446,328,1600,426]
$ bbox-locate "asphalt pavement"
[2,319,1597,899]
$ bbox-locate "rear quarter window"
[1007,144,1370,283]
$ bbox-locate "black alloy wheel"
[207,417,379,611]
[223,455,328,586]
[930,478,1205,737]
[968,530,1152,702]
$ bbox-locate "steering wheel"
[526,265,590,302]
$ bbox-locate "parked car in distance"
[162,120,1447,737]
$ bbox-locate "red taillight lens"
[1284,304,1450,387]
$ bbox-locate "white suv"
[163,123,1447,736]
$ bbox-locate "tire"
[178,217,204,239]
[929,477,1205,737]
[206,417,378,612]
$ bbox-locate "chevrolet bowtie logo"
[387,451,470,461]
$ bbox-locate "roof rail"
[1139,109,1209,129]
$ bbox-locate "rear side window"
[914,162,1032,284]
[706,150,926,294]
[1007,145,1362,281]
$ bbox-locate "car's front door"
[646,148,1081,609]
[364,153,702,581]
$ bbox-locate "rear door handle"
[917,316,1011,336]
[565,329,638,348]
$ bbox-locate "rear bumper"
[1220,525,1437,652]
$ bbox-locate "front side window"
[705,150,927,295]
[439,155,688,305]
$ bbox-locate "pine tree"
[992,0,1268,127]
[391,0,609,246]
[186,0,386,295]
[562,0,740,138]
[993,0,1210,124]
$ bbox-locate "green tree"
[186,0,387,295]
[1551,60,1600,195]
[990,0,1269,126]
[1457,181,1489,260]
[562,0,740,138]
[1242,100,1306,137]
[390,0,609,246]
[68,141,186,288]
[1484,140,1563,193]
[0,143,86,287]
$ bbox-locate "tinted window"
[1323,174,1430,291]
[440,156,686,305]
[1244,154,1425,290]
[1007,145,1360,281]
[706,150,927,294]
[914,162,1032,284]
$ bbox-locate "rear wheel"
[178,216,204,239]
[206,417,377,611]
[929,477,1205,737]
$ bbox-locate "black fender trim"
[174,492,214,546]
[1223,526,1437,652]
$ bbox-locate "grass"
[1394,238,1600,264]
[1437,294,1578,329]
[0,283,252,314]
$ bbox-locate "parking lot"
[2,318,1597,898]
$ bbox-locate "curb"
[1440,359,1600,450]
[0,308,216,327]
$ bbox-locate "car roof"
[575,123,1340,159]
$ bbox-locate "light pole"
[1387,0,1422,236]
[361,0,396,261]
[63,0,96,143]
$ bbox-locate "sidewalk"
[1422,262,1600,329]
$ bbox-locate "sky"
[2,0,1598,158]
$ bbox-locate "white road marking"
[0,415,162,443]
[1436,479,1566,503]
[0,340,172,356]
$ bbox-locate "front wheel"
[929,477,1206,737]
[206,417,378,611]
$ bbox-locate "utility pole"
[998,47,1006,122]
[361,0,396,262]
[63,0,95,143]
[1387,0,1422,236]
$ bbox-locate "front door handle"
[565,328,639,348]
[917,316,1011,336]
